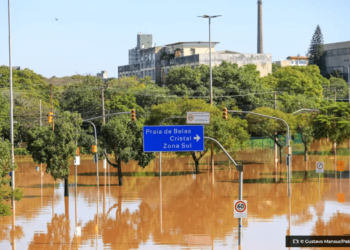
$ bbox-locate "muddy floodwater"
[1,142,350,249]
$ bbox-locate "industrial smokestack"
[257,0,263,54]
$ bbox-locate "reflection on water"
[1,142,350,249]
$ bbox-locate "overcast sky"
[0,0,349,78]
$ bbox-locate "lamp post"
[8,0,15,200]
[198,15,221,105]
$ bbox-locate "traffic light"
[223,107,228,120]
[92,145,97,153]
[48,112,53,123]
[131,109,136,121]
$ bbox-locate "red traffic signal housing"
[223,107,228,120]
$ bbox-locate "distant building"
[324,41,350,81]
[274,56,309,67]
[118,33,272,84]
[96,71,108,80]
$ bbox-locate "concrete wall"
[137,34,152,49]
[199,53,272,77]
[275,60,291,67]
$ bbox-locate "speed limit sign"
[234,200,247,218]
[316,161,324,173]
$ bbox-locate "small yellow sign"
[337,160,345,172]
[338,193,345,203]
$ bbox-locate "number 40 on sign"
[234,200,247,218]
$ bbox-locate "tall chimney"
[257,0,263,54]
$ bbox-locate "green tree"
[146,98,250,172]
[272,63,281,73]
[165,62,272,110]
[261,65,328,113]
[105,94,145,116]
[327,77,349,101]
[296,113,316,161]
[312,102,350,146]
[307,25,326,74]
[0,140,23,216]
[60,75,104,120]
[101,116,155,186]
[26,112,82,196]
[0,66,54,144]
[246,107,296,162]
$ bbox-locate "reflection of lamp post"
[197,15,222,105]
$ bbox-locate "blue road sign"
[143,125,204,152]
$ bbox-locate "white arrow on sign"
[194,134,201,142]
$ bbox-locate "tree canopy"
[307,25,326,74]
[312,102,350,145]
[26,112,82,180]
[146,98,250,172]
[101,116,155,185]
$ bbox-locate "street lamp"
[198,15,221,105]
[8,0,15,200]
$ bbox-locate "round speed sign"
[235,201,247,213]
[234,200,247,218]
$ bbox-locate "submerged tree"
[296,113,316,161]
[146,98,250,173]
[26,112,82,197]
[307,25,326,75]
[0,140,23,216]
[246,107,296,163]
[101,115,155,186]
[312,102,350,147]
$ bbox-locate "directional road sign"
[186,112,210,124]
[143,125,204,152]
[316,161,324,173]
[234,200,247,218]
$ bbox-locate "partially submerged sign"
[234,200,247,218]
[338,193,345,203]
[143,125,204,152]
[186,112,210,124]
[337,160,345,172]
[316,161,324,173]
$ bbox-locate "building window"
[190,49,195,55]
[291,61,294,64]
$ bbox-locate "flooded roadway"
[1,141,350,249]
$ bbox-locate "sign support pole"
[159,152,161,180]
[238,169,243,246]
[158,116,186,179]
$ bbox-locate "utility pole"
[101,88,105,124]
[274,92,278,165]
[39,99,42,127]
[50,84,54,131]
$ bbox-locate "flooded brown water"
[1,141,350,249]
